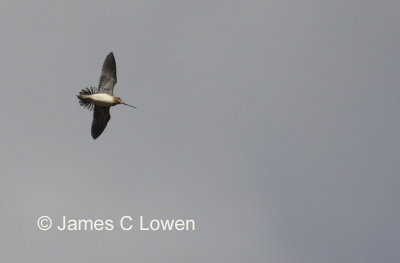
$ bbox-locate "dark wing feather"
[98,52,117,95]
[91,106,111,139]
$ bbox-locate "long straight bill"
[123,102,136,109]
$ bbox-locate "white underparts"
[88,93,117,107]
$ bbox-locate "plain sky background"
[0,1,399,262]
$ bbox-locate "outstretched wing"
[91,106,111,139]
[98,52,117,95]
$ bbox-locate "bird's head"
[116,97,136,109]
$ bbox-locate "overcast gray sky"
[1,1,400,262]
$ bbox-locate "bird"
[77,52,136,139]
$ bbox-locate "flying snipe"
[77,52,136,139]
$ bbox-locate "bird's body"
[80,93,118,107]
[77,52,136,139]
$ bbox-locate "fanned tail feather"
[77,87,97,111]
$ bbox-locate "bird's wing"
[98,52,117,95]
[91,106,111,139]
